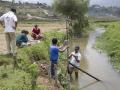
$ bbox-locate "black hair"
[21,30,29,35]
[34,24,38,27]
[75,46,80,50]
[11,8,16,13]
[52,38,58,45]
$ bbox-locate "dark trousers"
[50,61,57,79]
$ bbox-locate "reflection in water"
[80,81,98,90]
[70,28,120,90]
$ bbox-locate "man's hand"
[12,26,16,30]
[72,54,79,63]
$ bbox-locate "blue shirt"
[50,45,59,61]
[16,33,28,44]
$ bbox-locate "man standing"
[68,46,81,81]
[49,38,68,86]
[0,8,17,56]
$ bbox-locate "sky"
[2,0,120,7]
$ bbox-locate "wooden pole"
[66,17,71,90]
[69,62,101,81]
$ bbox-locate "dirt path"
[37,76,60,90]
[0,33,7,54]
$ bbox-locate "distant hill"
[89,0,120,7]
[0,1,57,20]
[88,5,120,18]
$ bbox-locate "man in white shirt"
[0,8,17,56]
[68,46,81,80]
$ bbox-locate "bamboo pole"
[69,62,101,81]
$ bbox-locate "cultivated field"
[0,21,65,54]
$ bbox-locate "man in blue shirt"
[16,30,29,47]
[50,38,68,83]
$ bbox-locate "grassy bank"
[0,31,67,90]
[95,21,120,72]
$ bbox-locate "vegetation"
[95,21,120,72]
[0,31,68,90]
[0,66,32,90]
[53,0,89,37]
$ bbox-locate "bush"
[95,21,120,72]
[0,66,32,90]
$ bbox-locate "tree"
[53,0,89,37]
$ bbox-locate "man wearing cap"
[68,46,81,80]
[0,8,17,56]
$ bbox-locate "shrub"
[95,21,120,72]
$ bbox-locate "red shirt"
[32,28,41,35]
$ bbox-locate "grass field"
[0,20,65,54]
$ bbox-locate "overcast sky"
[2,0,120,7]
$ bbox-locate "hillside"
[0,1,56,20]
[88,5,120,18]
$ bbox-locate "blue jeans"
[50,61,57,79]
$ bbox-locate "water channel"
[70,28,120,90]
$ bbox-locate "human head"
[52,38,58,45]
[21,30,29,35]
[11,8,16,13]
[75,46,80,53]
[34,25,38,28]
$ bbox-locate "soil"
[0,22,65,54]
[37,76,60,90]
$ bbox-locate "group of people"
[16,24,43,47]
[0,8,82,85]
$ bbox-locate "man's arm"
[15,21,17,30]
[68,53,74,58]
[0,21,4,27]
[0,15,5,28]
[13,15,17,30]
[59,45,68,52]
[75,53,81,63]
[71,54,80,63]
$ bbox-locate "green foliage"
[0,31,66,90]
[36,85,47,90]
[18,42,49,90]
[53,0,89,36]
[53,0,88,19]
[18,31,66,89]
[0,55,13,66]
[0,66,32,90]
[58,68,68,89]
[95,21,120,72]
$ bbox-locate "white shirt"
[0,11,17,32]
[69,52,81,67]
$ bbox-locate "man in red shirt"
[31,25,43,40]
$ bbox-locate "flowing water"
[70,28,120,90]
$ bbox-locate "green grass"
[0,66,31,90]
[0,55,13,66]
[95,21,120,72]
[19,19,64,24]
[0,31,66,89]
